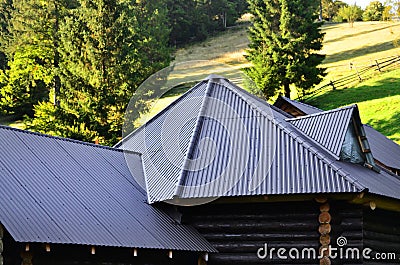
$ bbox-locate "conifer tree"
[245,0,326,99]
[28,0,171,145]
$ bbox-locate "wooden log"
[319,245,329,257]
[203,231,319,241]
[319,212,331,224]
[0,224,2,265]
[189,212,317,221]
[20,251,33,265]
[320,256,331,265]
[320,203,330,212]
[319,234,331,246]
[319,223,331,235]
[194,221,318,231]
[364,230,400,242]
[315,197,328,203]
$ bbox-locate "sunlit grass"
[307,68,400,144]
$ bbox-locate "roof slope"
[364,124,400,171]
[286,106,355,158]
[118,76,400,203]
[274,96,322,115]
[274,97,400,173]
[0,126,215,252]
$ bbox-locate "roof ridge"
[282,96,322,112]
[0,125,140,155]
[285,104,357,121]
[175,79,214,197]
[114,80,208,148]
[217,80,365,192]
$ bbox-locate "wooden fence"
[298,55,400,100]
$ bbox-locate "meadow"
[145,21,400,144]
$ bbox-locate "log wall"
[181,200,369,265]
[181,201,321,264]
[363,208,400,265]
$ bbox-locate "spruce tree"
[28,0,171,145]
[245,0,326,99]
[0,0,70,116]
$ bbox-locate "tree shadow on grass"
[367,111,400,143]
[306,76,400,110]
[323,24,394,45]
[324,41,395,64]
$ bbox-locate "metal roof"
[0,125,216,252]
[274,96,322,115]
[116,76,400,203]
[274,97,400,173]
[364,124,400,170]
[286,106,355,158]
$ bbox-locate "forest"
[0,0,247,145]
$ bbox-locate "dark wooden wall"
[363,208,400,265]
[180,200,375,265]
[329,202,363,265]
[2,230,198,265]
[181,200,321,264]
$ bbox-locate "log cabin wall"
[181,201,321,264]
[181,200,368,265]
[328,202,363,265]
[1,229,198,265]
[363,208,400,265]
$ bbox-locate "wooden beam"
[20,251,33,265]
[0,224,3,265]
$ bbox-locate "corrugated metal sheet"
[117,81,208,203]
[118,75,377,203]
[364,124,400,170]
[275,96,322,115]
[0,126,216,252]
[287,106,355,158]
[177,81,363,199]
[276,98,400,172]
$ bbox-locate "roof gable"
[118,76,378,204]
[0,125,215,252]
[287,105,356,158]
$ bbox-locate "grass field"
[307,68,400,143]
[149,21,400,144]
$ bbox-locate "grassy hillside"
[151,21,400,144]
[307,68,400,144]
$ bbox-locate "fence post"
[375,60,381,72]
[330,80,336,90]
[353,63,363,81]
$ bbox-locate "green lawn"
[307,68,400,144]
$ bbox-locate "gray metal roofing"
[0,125,216,252]
[277,96,322,115]
[117,76,400,203]
[276,97,400,172]
[364,124,400,170]
[286,106,355,158]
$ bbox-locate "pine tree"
[0,0,70,116]
[28,0,171,145]
[245,0,326,99]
